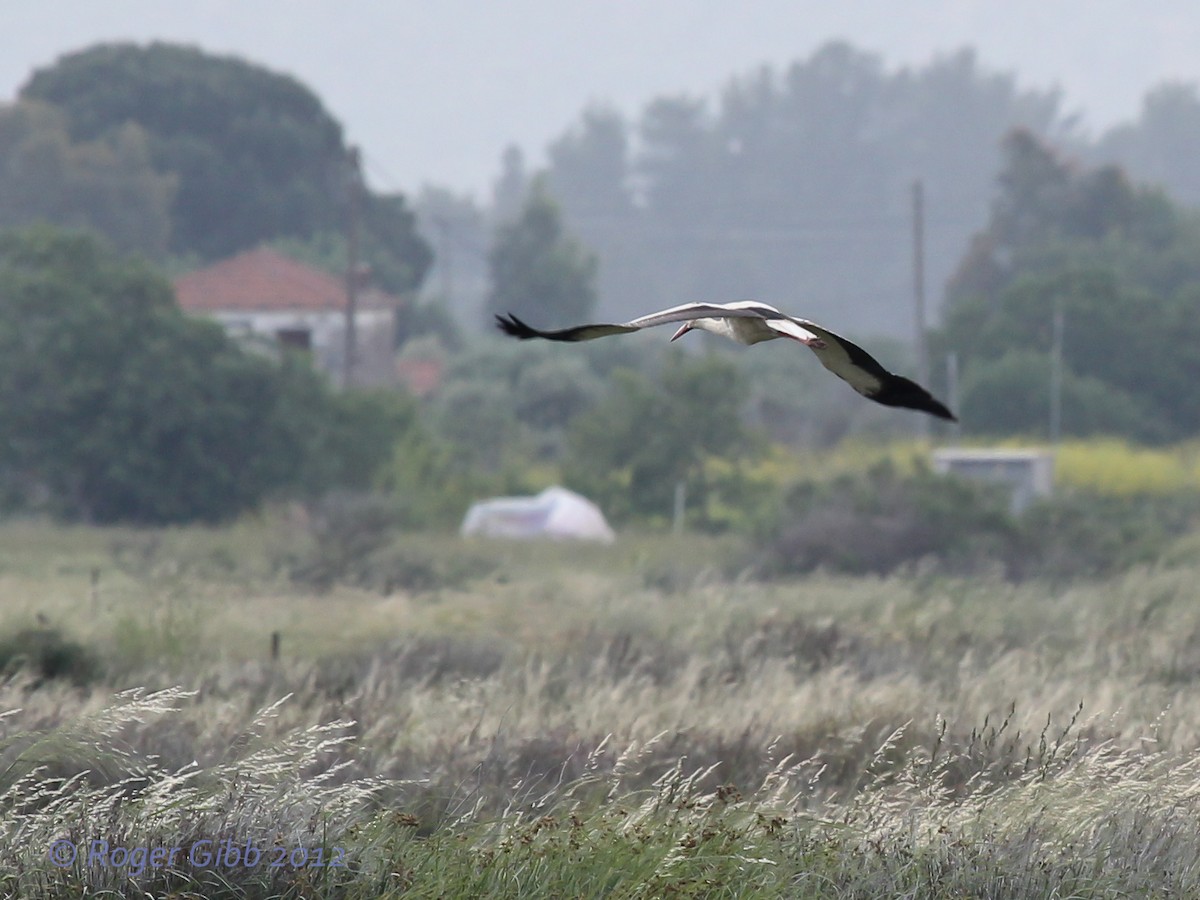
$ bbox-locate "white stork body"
[496,300,956,421]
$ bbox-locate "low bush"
[0,626,101,686]
[758,460,1200,580]
[758,461,1017,577]
[1015,488,1200,579]
[286,492,497,592]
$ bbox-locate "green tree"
[546,106,634,221]
[428,380,519,473]
[0,101,174,256]
[282,381,421,496]
[426,339,607,464]
[562,353,752,524]
[485,181,598,327]
[20,41,432,295]
[0,226,406,523]
[636,95,714,226]
[361,192,436,295]
[272,192,434,298]
[513,355,604,433]
[22,42,344,259]
[936,131,1200,440]
[956,349,1165,441]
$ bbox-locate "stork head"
[670,321,695,341]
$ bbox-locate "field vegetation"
[7,35,1200,900]
[1,503,1199,897]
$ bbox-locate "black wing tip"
[919,390,958,422]
[495,313,539,339]
[873,375,957,421]
[899,395,958,422]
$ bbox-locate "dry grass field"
[1,514,1200,897]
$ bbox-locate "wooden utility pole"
[343,145,363,388]
[912,180,930,435]
[1050,300,1064,444]
[946,350,960,442]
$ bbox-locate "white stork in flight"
[496,300,956,421]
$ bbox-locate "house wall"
[207,308,396,385]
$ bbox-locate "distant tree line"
[475,41,1200,443]
[440,41,1200,351]
[536,42,1067,338]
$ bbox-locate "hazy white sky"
[3,1,1198,198]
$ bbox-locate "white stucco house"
[173,247,401,385]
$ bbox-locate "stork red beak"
[670,322,693,341]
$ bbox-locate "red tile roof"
[175,246,388,313]
[394,356,444,398]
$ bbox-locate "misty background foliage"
[540,42,1067,337]
[1,38,1200,552]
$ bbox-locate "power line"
[358,150,406,195]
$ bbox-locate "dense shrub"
[1015,489,1200,579]
[0,627,101,686]
[759,461,1016,577]
[287,492,496,592]
[758,460,1200,580]
[0,227,414,524]
[563,353,755,525]
[958,349,1166,442]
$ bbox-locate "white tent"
[460,486,615,543]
